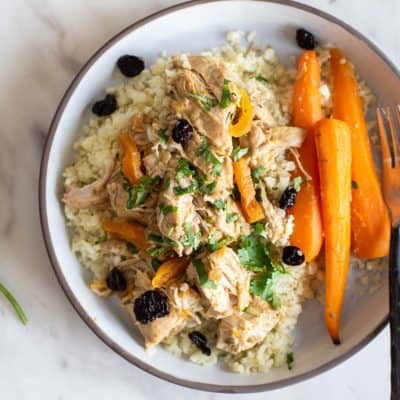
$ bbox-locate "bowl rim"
[39,0,395,393]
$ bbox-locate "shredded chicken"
[187,247,251,318]
[216,297,281,354]
[63,160,114,209]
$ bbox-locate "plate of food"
[39,0,399,392]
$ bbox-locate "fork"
[376,106,400,400]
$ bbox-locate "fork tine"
[377,108,393,170]
[386,107,400,166]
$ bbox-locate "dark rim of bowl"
[39,0,395,393]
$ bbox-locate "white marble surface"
[0,0,396,398]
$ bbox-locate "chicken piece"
[63,160,114,209]
[100,239,137,260]
[156,159,201,256]
[169,56,235,155]
[107,174,155,225]
[216,297,281,354]
[240,123,305,169]
[129,283,201,348]
[187,247,251,318]
[142,147,171,179]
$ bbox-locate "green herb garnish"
[174,180,200,195]
[252,223,265,236]
[126,242,139,254]
[255,75,269,84]
[124,176,161,209]
[200,180,217,195]
[250,270,282,309]
[159,203,178,215]
[232,146,249,162]
[220,79,232,108]
[352,180,359,189]
[159,128,169,145]
[181,223,201,250]
[148,234,178,248]
[286,352,294,370]
[189,93,218,112]
[197,137,222,176]
[0,283,28,325]
[95,233,108,244]
[164,177,171,190]
[251,166,266,184]
[146,247,165,257]
[176,158,196,180]
[293,176,304,192]
[226,213,240,223]
[214,200,226,210]
[192,259,216,289]
[151,259,161,271]
[238,234,275,272]
[207,232,232,252]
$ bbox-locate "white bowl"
[39,0,399,392]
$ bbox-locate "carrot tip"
[332,337,341,346]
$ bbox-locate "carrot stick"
[330,48,390,259]
[233,157,265,223]
[290,50,323,261]
[315,119,352,344]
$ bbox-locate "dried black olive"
[106,267,127,291]
[296,28,317,50]
[172,119,193,145]
[282,245,305,266]
[188,331,211,356]
[92,94,117,116]
[117,55,145,77]
[279,186,297,210]
[133,290,169,324]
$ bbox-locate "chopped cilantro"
[352,180,359,189]
[95,233,108,244]
[164,177,171,190]
[252,223,265,235]
[255,75,269,84]
[146,246,164,257]
[192,259,217,289]
[250,270,282,309]
[176,158,195,180]
[151,259,161,271]
[214,200,226,210]
[126,242,139,254]
[159,128,169,145]
[251,166,266,184]
[226,213,240,223]
[232,146,249,162]
[124,176,161,209]
[159,203,178,215]
[174,180,199,195]
[293,176,304,192]
[148,234,164,244]
[201,180,217,195]
[207,232,232,252]
[220,79,232,108]
[181,223,201,250]
[197,137,222,176]
[189,93,218,112]
[286,352,294,370]
[238,234,274,272]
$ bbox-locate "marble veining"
[0,0,396,399]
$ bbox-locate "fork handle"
[390,223,400,400]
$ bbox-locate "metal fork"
[376,106,400,400]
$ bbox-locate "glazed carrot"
[229,89,254,137]
[315,119,352,345]
[119,133,142,185]
[152,258,189,288]
[233,157,265,223]
[330,48,390,259]
[289,50,323,261]
[102,219,148,251]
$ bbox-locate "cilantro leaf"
[293,176,304,192]
[176,158,195,180]
[174,180,200,195]
[252,223,265,236]
[95,232,108,244]
[249,270,282,309]
[126,242,139,254]
[189,93,218,112]
[151,259,161,271]
[226,213,240,223]
[255,75,269,84]
[251,166,266,184]
[181,223,201,250]
[146,246,165,257]
[200,180,217,195]
[214,200,226,210]
[197,137,222,176]
[238,234,274,272]
[220,79,232,108]
[207,233,232,253]
[159,203,178,215]
[232,146,249,162]
[192,259,216,289]
[159,128,169,145]
[124,176,161,209]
